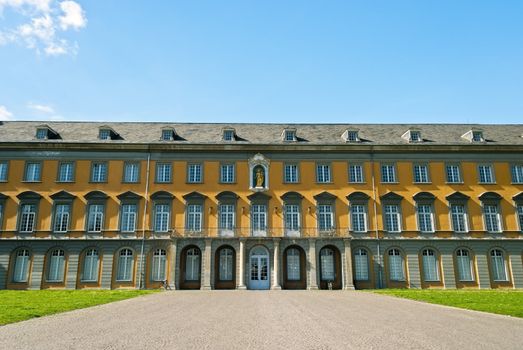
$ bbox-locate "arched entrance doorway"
[179,245,201,289]
[214,245,236,289]
[319,245,342,289]
[282,245,306,289]
[249,245,270,290]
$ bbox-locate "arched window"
[490,249,507,281]
[422,249,439,281]
[286,248,300,281]
[117,249,133,281]
[456,249,473,281]
[185,248,200,281]
[388,249,405,281]
[354,248,369,281]
[320,248,335,281]
[82,248,99,282]
[47,249,66,282]
[219,248,234,281]
[13,249,30,282]
[151,248,167,281]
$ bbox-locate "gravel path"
[0,291,522,349]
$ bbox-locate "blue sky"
[1,1,522,123]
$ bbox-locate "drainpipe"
[370,151,382,289]
[138,152,151,289]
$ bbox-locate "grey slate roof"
[1,121,523,145]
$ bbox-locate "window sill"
[478,182,497,185]
[283,181,300,184]
[22,180,42,183]
[56,181,75,183]
[348,181,366,184]
[219,182,237,184]
[381,182,399,184]
[413,182,432,185]
[445,182,464,185]
[122,181,140,184]
[88,181,108,184]
[155,181,173,184]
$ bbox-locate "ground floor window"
[117,249,134,281]
[456,249,473,281]
[388,249,405,281]
[286,248,300,281]
[320,248,335,280]
[185,248,200,281]
[13,249,30,282]
[82,248,99,282]
[152,248,167,281]
[354,248,369,281]
[47,249,66,282]
[490,249,508,281]
[422,249,439,281]
[219,248,234,281]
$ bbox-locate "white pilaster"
[238,238,247,289]
[272,238,281,290]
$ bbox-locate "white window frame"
[53,203,70,233]
[388,249,405,281]
[286,248,301,281]
[456,249,474,282]
[446,164,462,183]
[416,204,434,233]
[478,164,495,184]
[81,248,99,282]
[219,248,234,281]
[350,204,367,233]
[19,203,36,233]
[151,248,167,281]
[284,204,300,235]
[316,164,331,183]
[91,162,107,183]
[511,164,523,184]
[156,163,172,183]
[186,204,202,232]
[251,204,267,235]
[187,163,202,183]
[154,204,170,232]
[318,204,334,231]
[413,164,430,183]
[123,162,139,183]
[354,248,369,281]
[348,163,364,183]
[0,161,8,181]
[219,204,235,233]
[483,204,502,233]
[490,249,508,281]
[381,164,396,183]
[47,249,66,282]
[384,205,401,233]
[116,249,134,281]
[450,204,468,233]
[220,163,235,183]
[13,249,30,282]
[284,163,299,183]
[24,162,41,182]
[87,204,104,233]
[58,162,74,182]
[120,203,137,233]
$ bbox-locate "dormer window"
[402,129,422,143]
[35,125,60,140]
[36,128,48,140]
[283,129,296,142]
[461,129,484,143]
[98,126,122,141]
[472,131,484,142]
[223,129,235,141]
[342,129,360,142]
[161,129,175,141]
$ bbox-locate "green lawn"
[370,289,523,318]
[0,290,158,326]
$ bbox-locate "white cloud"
[28,102,54,113]
[58,0,85,30]
[0,0,86,56]
[0,105,13,120]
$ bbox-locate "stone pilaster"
[272,238,281,290]
[238,238,247,289]
[169,239,177,290]
[343,239,355,290]
[307,239,318,290]
[201,239,212,290]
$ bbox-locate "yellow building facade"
[0,122,522,290]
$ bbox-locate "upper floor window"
[413,164,429,183]
[517,205,523,232]
[450,204,468,232]
[511,164,523,183]
[417,204,434,232]
[410,131,422,142]
[381,164,396,183]
[123,162,139,183]
[251,204,267,235]
[156,163,172,183]
[19,204,37,232]
[186,204,202,232]
[284,164,299,183]
[349,164,364,183]
[478,165,494,183]
[316,164,331,183]
[0,161,8,181]
[284,204,300,234]
[187,163,202,183]
[53,204,71,233]
[220,163,235,183]
[318,205,334,231]
[87,204,104,232]
[446,164,461,183]
[483,204,501,232]
[219,204,235,232]
[24,162,41,182]
[57,162,74,182]
[120,204,137,232]
[350,204,367,232]
[384,205,401,232]
[91,162,107,182]
[154,204,170,232]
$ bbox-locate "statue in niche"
[254,166,265,188]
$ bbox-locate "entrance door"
[283,246,306,289]
[180,246,201,289]
[249,246,270,290]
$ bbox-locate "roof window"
[461,129,484,143]
[98,126,122,141]
[282,129,297,142]
[223,128,236,141]
[342,129,360,142]
[401,129,422,143]
[35,125,61,140]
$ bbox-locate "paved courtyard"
[0,291,522,349]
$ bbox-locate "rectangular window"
[251,204,267,234]
[284,164,298,183]
[316,164,331,183]
[389,253,404,281]
[413,164,429,183]
[57,162,74,182]
[186,204,202,231]
[354,250,369,280]
[518,205,523,232]
[318,205,334,231]
[156,163,172,183]
[223,129,235,141]
[484,204,501,232]
[284,204,300,232]
[456,250,473,281]
[491,251,507,281]
[53,204,70,233]
[154,204,170,232]
[120,204,137,232]
[349,164,364,183]
[284,130,295,141]
[446,164,461,183]
[351,205,367,232]
[220,163,235,183]
[24,162,41,182]
[381,164,396,183]
[0,161,8,181]
[219,204,235,230]
[478,165,494,183]
[417,204,434,232]
[422,250,439,281]
[47,250,65,282]
[450,204,468,232]
[99,129,111,140]
[123,162,139,183]
[384,205,400,232]
[188,163,202,183]
[511,164,523,183]
[87,204,104,232]
[36,128,47,139]
[162,129,173,141]
[91,162,107,182]
[19,204,36,232]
